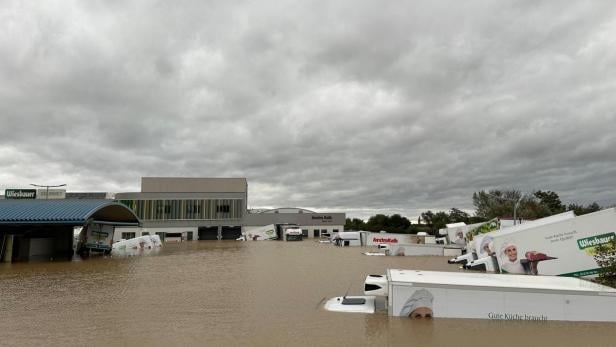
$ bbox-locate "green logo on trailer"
[577,233,616,250]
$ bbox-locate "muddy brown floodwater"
[1,241,615,346]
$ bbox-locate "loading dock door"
[221,226,241,240]
[198,227,219,240]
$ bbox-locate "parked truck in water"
[76,222,114,255]
[324,269,616,322]
[285,228,303,241]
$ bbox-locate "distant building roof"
[257,207,317,214]
[0,200,140,225]
[66,192,110,199]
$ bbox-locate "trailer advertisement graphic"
[490,209,616,277]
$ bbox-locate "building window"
[314,229,320,238]
[302,229,309,237]
[142,232,150,236]
[118,199,243,221]
[122,232,136,240]
[332,229,339,233]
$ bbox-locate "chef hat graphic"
[399,289,434,316]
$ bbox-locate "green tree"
[448,208,470,223]
[430,211,450,231]
[420,210,434,229]
[534,190,564,214]
[365,214,389,232]
[567,202,602,216]
[389,214,411,233]
[345,218,365,231]
[593,238,616,288]
[472,189,556,220]
[472,189,524,219]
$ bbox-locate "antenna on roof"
[343,282,353,299]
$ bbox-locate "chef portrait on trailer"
[499,241,525,274]
[399,289,434,319]
[498,240,556,275]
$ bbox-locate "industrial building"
[113,177,345,242]
[0,200,139,262]
[2,177,345,245]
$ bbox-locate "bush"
[593,238,616,288]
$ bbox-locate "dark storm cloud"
[1,0,616,219]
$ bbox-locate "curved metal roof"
[0,200,140,225]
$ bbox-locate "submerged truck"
[324,269,616,322]
[76,222,115,255]
[285,228,303,241]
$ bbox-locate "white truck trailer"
[447,220,500,265]
[244,224,277,241]
[490,208,616,277]
[324,269,616,322]
[462,211,576,272]
[332,231,364,246]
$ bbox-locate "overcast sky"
[1,1,615,220]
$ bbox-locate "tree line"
[345,189,605,234]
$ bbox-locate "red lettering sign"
[372,237,398,243]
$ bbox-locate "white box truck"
[324,269,616,322]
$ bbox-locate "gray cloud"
[1,0,615,219]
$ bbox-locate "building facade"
[114,177,247,241]
[113,177,345,242]
[3,177,346,243]
[244,208,345,239]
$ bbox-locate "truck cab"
[285,228,303,241]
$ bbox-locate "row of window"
[117,199,244,221]
[301,229,339,237]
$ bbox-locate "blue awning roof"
[0,200,140,225]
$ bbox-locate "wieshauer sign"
[5,189,37,199]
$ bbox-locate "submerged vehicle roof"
[388,269,616,294]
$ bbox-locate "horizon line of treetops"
[344,189,609,235]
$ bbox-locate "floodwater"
[1,241,615,347]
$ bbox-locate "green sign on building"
[5,189,37,199]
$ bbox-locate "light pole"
[512,195,523,225]
[487,192,525,225]
[30,183,67,200]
